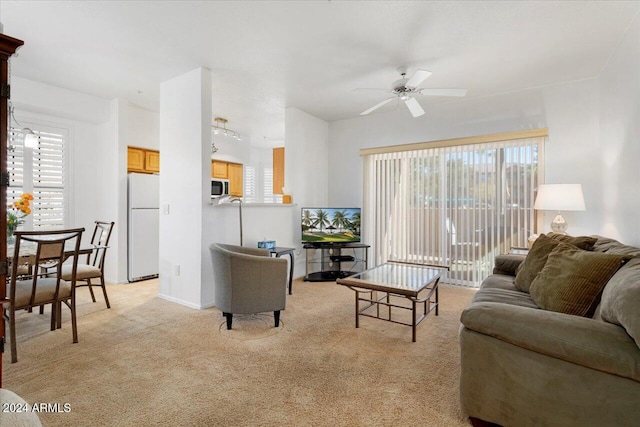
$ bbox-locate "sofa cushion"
[492,254,526,276]
[530,244,629,317]
[514,234,564,293]
[547,233,598,250]
[474,274,539,309]
[600,257,640,349]
[461,302,640,383]
[591,235,624,253]
[590,235,640,257]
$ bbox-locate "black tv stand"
[303,243,369,282]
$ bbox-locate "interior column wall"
[158,68,210,309]
[284,107,329,276]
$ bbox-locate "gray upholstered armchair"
[210,243,288,330]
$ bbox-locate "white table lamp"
[534,184,585,234]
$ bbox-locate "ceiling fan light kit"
[356,67,467,118]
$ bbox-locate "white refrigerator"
[128,173,159,282]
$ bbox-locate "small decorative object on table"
[258,240,276,250]
[7,193,33,243]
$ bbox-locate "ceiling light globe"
[24,130,39,148]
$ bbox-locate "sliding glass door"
[363,135,544,287]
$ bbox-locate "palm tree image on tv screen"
[301,208,361,243]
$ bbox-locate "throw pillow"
[530,244,629,317]
[546,233,597,251]
[599,257,640,349]
[514,234,564,293]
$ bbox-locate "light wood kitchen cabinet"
[211,161,228,179]
[145,150,160,173]
[211,160,243,197]
[273,147,285,194]
[128,147,160,174]
[127,147,146,172]
[228,163,243,197]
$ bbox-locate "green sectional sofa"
[459,235,640,427]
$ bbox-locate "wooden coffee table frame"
[337,262,448,342]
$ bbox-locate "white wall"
[126,104,159,150]
[211,133,251,165]
[110,99,128,284]
[11,77,122,282]
[11,77,161,284]
[285,107,329,209]
[116,102,160,283]
[158,68,211,309]
[284,107,329,274]
[12,76,109,124]
[599,12,640,245]
[328,78,601,237]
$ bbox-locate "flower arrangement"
[7,193,33,242]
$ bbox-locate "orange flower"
[23,207,31,215]
[21,193,34,201]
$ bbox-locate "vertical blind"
[363,135,544,287]
[8,124,67,230]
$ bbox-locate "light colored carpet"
[3,278,476,426]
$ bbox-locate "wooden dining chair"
[60,221,114,308]
[4,228,84,363]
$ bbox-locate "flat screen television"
[301,207,361,244]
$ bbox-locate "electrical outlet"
[174,265,180,276]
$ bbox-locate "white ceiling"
[2,1,639,143]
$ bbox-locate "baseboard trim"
[158,293,203,310]
[201,300,216,309]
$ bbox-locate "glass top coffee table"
[336,262,448,342]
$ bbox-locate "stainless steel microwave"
[211,178,230,199]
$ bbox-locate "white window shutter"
[7,124,67,230]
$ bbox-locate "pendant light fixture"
[212,117,242,140]
[9,103,39,148]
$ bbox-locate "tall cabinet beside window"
[228,163,243,197]
[273,147,285,195]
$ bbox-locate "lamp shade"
[534,184,586,211]
[23,129,39,148]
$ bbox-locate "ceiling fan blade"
[360,97,395,116]
[417,88,468,97]
[406,69,432,87]
[404,97,425,118]
[353,88,392,92]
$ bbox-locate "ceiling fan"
[355,67,467,118]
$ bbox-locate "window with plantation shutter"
[243,165,256,203]
[263,168,282,204]
[8,122,67,230]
